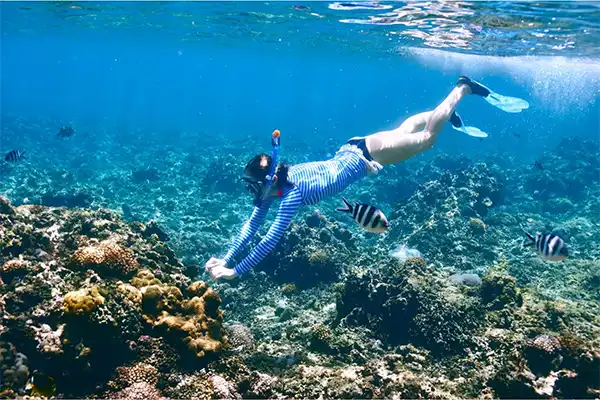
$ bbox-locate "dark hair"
[244,153,289,189]
[245,153,271,182]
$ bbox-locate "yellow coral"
[311,323,331,343]
[130,269,161,288]
[141,284,183,315]
[128,270,225,359]
[187,281,209,297]
[308,249,328,265]
[469,217,486,234]
[72,240,139,276]
[282,283,297,295]
[405,257,426,270]
[116,283,142,305]
[63,286,105,314]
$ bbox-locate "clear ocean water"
[2,1,599,161]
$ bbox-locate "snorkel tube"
[260,129,281,202]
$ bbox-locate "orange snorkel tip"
[272,129,281,139]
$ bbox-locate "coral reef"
[1,120,599,399]
[0,201,225,398]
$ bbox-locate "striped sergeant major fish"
[4,149,25,162]
[522,227,568,262]
[336,197,389,233]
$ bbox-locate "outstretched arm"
[233,189,303,276]
[222,201,272,265]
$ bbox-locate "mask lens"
[240,177,263,196]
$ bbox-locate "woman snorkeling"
[205,76,528,281]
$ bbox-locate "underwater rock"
[523,137,600,203]
[388,163,505,271]
[142,220,170,242]
[0,195,16,216]
[480,273,523,311]
[524,334,563,376]
[0,342,29,393]
[254,216,355,288]
[336,258,484,356]
[449,273,482,287]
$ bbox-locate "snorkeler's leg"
[422,84,471,137]
[397,111,433,134]
[365,84,471,165]
[347,111,432,142]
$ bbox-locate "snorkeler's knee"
[420,131,436,150]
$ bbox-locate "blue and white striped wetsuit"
[223,146,377,276]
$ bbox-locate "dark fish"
[29,370,56,397]
[57,125,75,138]
[293,4,309,10]
[522,227,568,262]
[4,149,25,162]
[513,133,521,138]
[336,197,389,233]
[533,160,544,170]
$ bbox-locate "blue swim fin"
[458,76,529,113]
[450,111,489,138]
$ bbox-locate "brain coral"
[72,240,139,276]
[63,286,105,314]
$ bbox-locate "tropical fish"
[336,197,389,233]
[522,228,568,262]
[4,149,25,162]
[57,125,75,138]
[533,160,544,170]
[29,370,56,397]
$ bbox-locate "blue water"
[2,2,599,160]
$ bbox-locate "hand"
[205,257,238,281]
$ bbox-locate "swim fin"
[458,76,529,113]
[450,111,489,138]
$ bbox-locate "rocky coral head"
[71,240,139,277]
[524,334,564,376]
[130,270,225,360]
[527,334,562,354]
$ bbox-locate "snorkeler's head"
[245,153,272,182]
[242,154,290,202]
